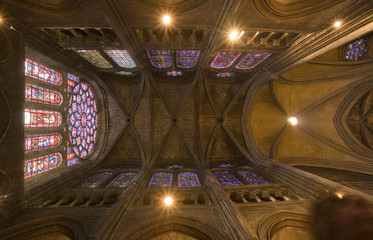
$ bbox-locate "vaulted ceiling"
[3,0,373,174]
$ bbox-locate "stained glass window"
[67,73,79,93]
[25,59,63,86]
[235,52,271,70]
[67,73,80,82]
[178,172,201,187]
[24,152,62,178]
[25,133,62,152]
[168,165,183,169]
[67,83,98,158]
[78,172,113,188]
[213,171,242,186]
[116,71,132,76]
[210,52,241,69]
[146,50,172,68]
[217,72,233,77]
[219,164,233,168]
[24,109,62,128]
[345,38,366,61]
[149,172,173,187]
[66,141,79,167]
[106,172,137,188]
[237,170,271,184]
[25,83,63,105]
[176,50,200,68]
[67,158,79,166]
[104,50,136,68]
[167,71,182,76]
[75,50,113,69]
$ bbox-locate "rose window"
[68,83,98,158]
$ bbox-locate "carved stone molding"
[0,28,11,64]
[129,0,210,14]
[5,0,85,16]
[335,79,373,158]
[253,0,350,21]
[257,211,311,240]
[0,171,11,196]
[0,88,10,144]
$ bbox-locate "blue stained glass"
[167,71,182,76]
[210,52,241,69]
[235,52,271,70]
[178,172,201,187]
[345,38,366,61]
[213,171,242,186]
[149,172,173,187]
[146,50,171,68]
[67,73,80,82]
[217,72,233,77]
[67,158,79,166]
[106,172,137,188]
[176,50,200,68]
[237,170,271,184]
[78,172,113,188]
[219,164,233,168]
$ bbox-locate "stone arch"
[0,28,11,63]
[5,0,85,16]
[0,87,11,143]
[118,215,228,240]
[257,211,312,240]
[335,79,373,159]
[0,170,11,196]
[0,215,86,240]
[253,0,351,21]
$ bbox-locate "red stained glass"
[25,59,63,86]
[25,83,63,105]
[25,133,62,152]
[24,109,62,128]
[24,153,62,178]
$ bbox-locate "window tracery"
[106,172,137,188]
[67,83,98,158]
[25,58,63,86]
[178,172,201,187]
[149,172,173,187]
[25,133,62,152]
[210,52,241,69]
[24,153,62,178]
[146,50,172,68]
[25,83,63,105]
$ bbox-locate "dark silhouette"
[312,194,373,240]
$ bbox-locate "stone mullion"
[202,169,258,240]
[93,167,149,240]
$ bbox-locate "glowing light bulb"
[164,196,173,206]
[334,21,342,28]
[163,15,171,25]
[337,193,343,199]
[229,30,238,40]
[288,117,298,126]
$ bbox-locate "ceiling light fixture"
[337,193,343,199]
[229,30,238,40]
[163,15,171,25]
[288,117,298,126]
[164,196,173,206]
[334,21,342,28]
